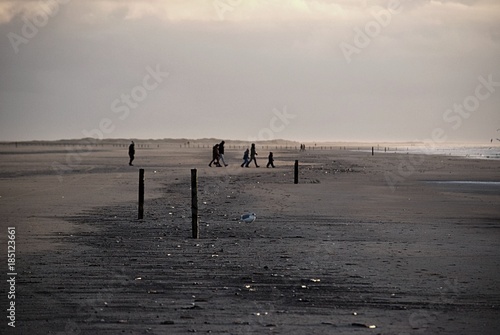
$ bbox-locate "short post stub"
[294,160,299,184]
[138,169,145,220]
[191,169,199,239]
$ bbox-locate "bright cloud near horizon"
[0,0,499,143]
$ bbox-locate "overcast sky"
[0,0,499,142]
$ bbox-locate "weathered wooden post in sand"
[191,169,199,239]
[138,169,144,219]
[372,146,374,156]
[294,160,299,184]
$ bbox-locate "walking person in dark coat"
[245,143,259,167]
[218,140,228,167]
[241,148,249,167]
[209,144,221,167]
[266,152,275,168]
[128,141,135,166]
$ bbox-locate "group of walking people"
[128,140,275,168]
[209,141,229,167]
[240,143,275,168]
[209,142,275,168]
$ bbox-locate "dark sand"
[1,144,499,334]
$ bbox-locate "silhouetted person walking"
[245,143,259,167]
[209,144,221,167]
[219,141,228,167]
[266,152,275,168]
[128,141,135,166]
[241,148,249,167]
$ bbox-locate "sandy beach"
[1,142,499,334]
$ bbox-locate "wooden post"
[191,169,199,239]
[138,169,144,219]
[294,160,299,184]
[371,146,374,156]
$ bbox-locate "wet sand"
[1,143,499,334]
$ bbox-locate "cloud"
[0,0,397,24]
[0,0,499,141]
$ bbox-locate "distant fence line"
[0,141,402,152]
[0,142,154,149]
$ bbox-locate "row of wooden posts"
[1,142,401,153]
[136,160,300,239]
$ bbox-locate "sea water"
[426,181,500,195]
[395,145,500,160]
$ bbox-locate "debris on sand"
[351,322,376,329]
